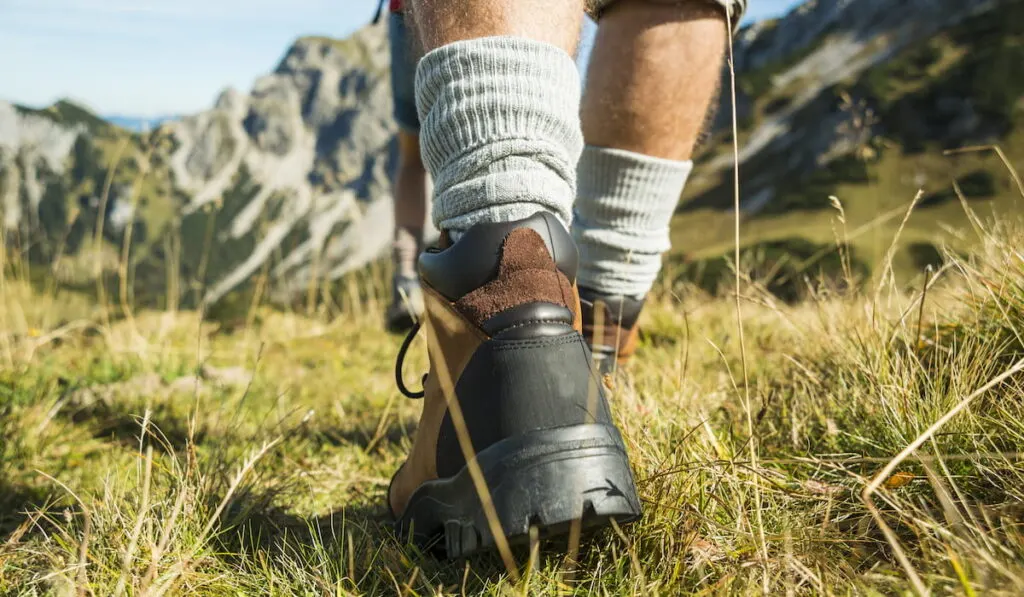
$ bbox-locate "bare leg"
[572,0,728,373]
[409,0,584,53]
[386,8,430,332]
[582,0,727,161]
[387,128,429,332]
[573,0,727,309]
[392,129,428,279]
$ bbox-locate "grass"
[672,130,1024,297]
[2,11,1023,591]
[681,2,1024,287]
[3,182,1024,594]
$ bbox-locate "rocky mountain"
[1,24,400,307]
[166,29,402,305]
[689,0,1022,215]
[2,0,1022,308]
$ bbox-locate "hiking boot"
[579,288,646,376]
[386,274,425,333]
[390,212,642,559]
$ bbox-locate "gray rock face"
[733,0,997,73]
[1,25,403,306]
[167,26,403,304]
[0,102,83,232]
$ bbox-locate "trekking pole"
[372,0,387,24]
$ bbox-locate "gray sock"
[393,226,422,280]
[415,37,583,235]
[573,145,693,299]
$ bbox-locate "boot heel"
[396,424,642,559]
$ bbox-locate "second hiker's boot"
[390,212,642,558]
[579,288,646,377]
[386,274,425,333]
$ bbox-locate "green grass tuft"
[3,189,1024,593]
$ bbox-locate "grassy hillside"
[7,102,299,311]
[6,101,182,309]
[675,4,1024,295]
[3,191,1024,593]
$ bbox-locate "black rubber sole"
[386,311,417,334]
[394,424,642,559]
[590,347,618,377]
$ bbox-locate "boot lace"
[395,320,426,399]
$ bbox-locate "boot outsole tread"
[394,424,642,559]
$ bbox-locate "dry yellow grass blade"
[862,357,1024,597]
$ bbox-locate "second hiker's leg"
[575,0,733,372]
[388,129,428,331]
[387,8,428,332]
[389,0,641,558]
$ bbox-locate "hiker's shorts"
[389,11,420,133]
[588,0,746,28]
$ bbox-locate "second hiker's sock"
[393,226,422,280]
[415,37,583,235]
[573,145,693,299]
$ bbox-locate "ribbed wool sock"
[415,37,583,235]
[572,145,693,299]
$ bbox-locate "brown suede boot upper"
[579,289,646,369]
[389,227,580,517]
[581,304,640,364]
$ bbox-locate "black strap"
[372,0,388,24]
[395,320,426,399]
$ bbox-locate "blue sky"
[0,0,801,117]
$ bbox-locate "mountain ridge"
[665,0,1023,293]
[2,0,1021,307]
[1,25,400,307]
